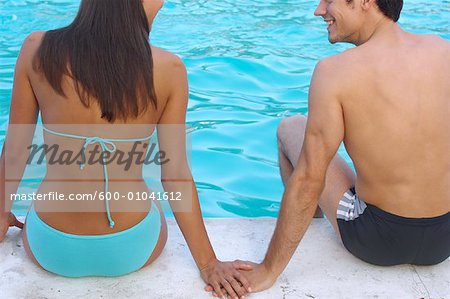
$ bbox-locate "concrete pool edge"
[1,217,448,298]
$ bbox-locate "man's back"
[336,30,449,217]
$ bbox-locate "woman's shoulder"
[20,31,46,59]
[150,46,187,99]
[23,31,46,50]
[16,31,46,71]
[25,30,46,41]
[151,46,186,73]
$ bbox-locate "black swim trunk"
[336,188,450,266]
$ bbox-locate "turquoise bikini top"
[43,126,154,228]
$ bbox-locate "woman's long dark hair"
[33,0,157,122]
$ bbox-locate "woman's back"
[18,29,183,234]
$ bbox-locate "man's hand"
[205,261,277,295]
[201,258,253,299]
[0,212,24,242]
[236,262,276,293]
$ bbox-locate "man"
[234,0,449,293]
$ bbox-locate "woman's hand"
[205,261,277,296]
[201,258,253,299]
[0,212,24,242]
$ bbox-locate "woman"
[0,1,250,298]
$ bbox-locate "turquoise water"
[1,1,449,217]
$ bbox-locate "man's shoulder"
[313,50,360,84]
[420,34,450,54]
[410,34,450,67]
[316,46,364,73]
[416,33,449,44]
[410,33,449,49]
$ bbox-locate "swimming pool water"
[1,1,449,217]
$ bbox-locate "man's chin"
[328,35,338,44]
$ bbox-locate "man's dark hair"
[376,0,403,22]
[33,0,157,122]
[347,0,403,23]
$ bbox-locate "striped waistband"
[336,188,367,221]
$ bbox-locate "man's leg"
[277,114,355,236]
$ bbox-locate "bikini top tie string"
[80,136,118,228]
[80,137,117,169]
[43,126,154,228]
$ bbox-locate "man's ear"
[361,0,376,11]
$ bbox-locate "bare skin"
[0,1,252,297]
[215,0,450,294]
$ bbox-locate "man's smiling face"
[314,0,366,45]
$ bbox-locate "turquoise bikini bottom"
[26,203,161,277]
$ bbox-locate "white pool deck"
[1,217,449,299]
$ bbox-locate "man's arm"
[264,58,345,276]
[240,59,346,291]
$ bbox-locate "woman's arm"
[0,33,40,240]
[156,54,250,299]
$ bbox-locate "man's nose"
[314,1,326,17]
